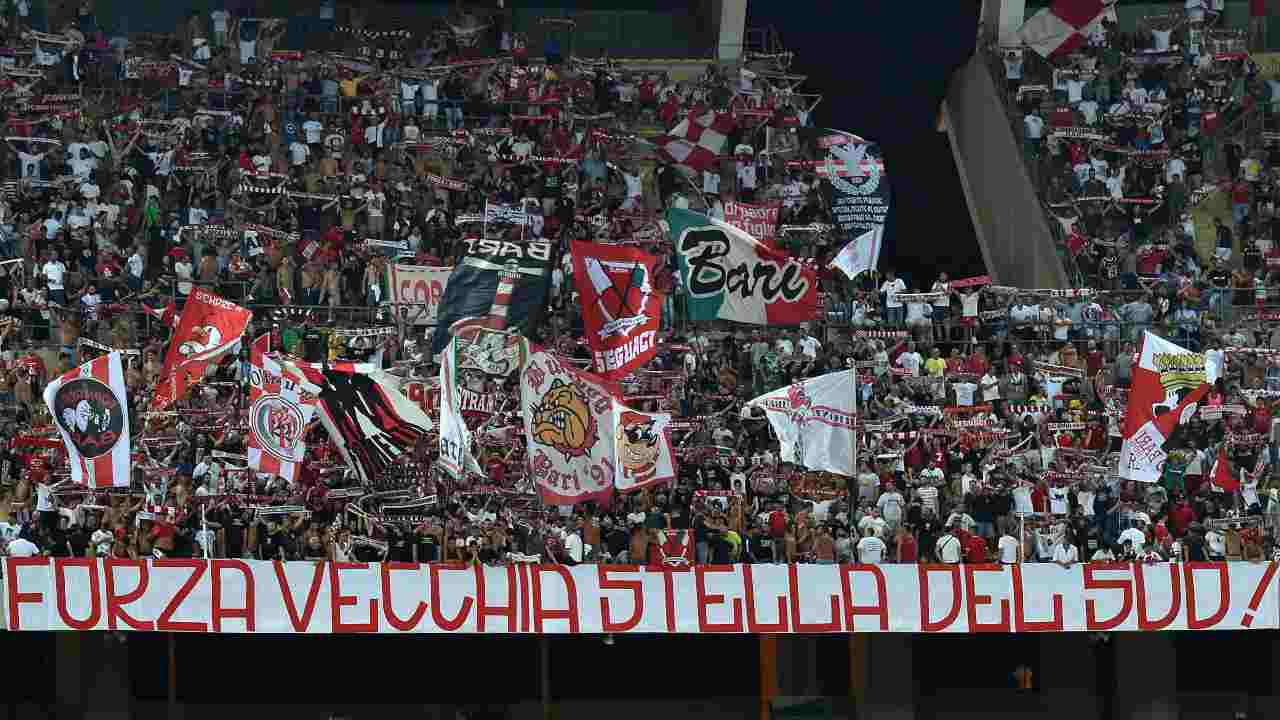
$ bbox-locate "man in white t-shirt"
[896,342,923,377]
[1024,109,1044,158]
[981,370,1000,402]
[174,255,194,297]
[905,293,932,328]
[621,167,643,210]
[1052,535,1079,566]
[936,528,963,564]
[366,183,387,238]
[6,534,40,557]
[880,270,907,325]
[210,9,230,46]
[856,528,885,564]
[42,252,68,305]
[797,333,821,359]
[736,159,758,201]
[1119,516,1149,555]
[127,246,145,292]
[998,529,1021,564]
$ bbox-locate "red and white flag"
[570,240,663,379]
[1211,445,1240,493]
[145,301,179,329]
[1118,331,1211,483]
[657,529,693,566]
[655,110,735,173]
[43,352,132,488]
[1019,0,1115,57]
[247,338,315,482]
[152,289,252,409]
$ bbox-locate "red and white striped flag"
[655,110,735,173]
[247,335,315,482]
[44,352,132,488]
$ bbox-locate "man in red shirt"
[1232,178,1252,226]
[964,529,988,563]
[1168,497,1196,538]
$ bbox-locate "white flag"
[746,369,858,476]
[829,226,883,280]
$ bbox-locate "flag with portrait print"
[44,352,132,488]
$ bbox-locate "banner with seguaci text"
[4,559,1277,634]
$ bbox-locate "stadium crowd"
[1,0,1279,575]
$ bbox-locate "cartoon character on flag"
[1118,331,1211,483]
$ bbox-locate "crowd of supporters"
[1,0,1279,573]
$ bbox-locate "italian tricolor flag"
[665,209,818,325]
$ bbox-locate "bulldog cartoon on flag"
[1118,331,1213,483]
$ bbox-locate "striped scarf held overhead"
[852,330,910,339]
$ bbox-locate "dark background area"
[748,0,987,287]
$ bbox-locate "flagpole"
[849,363,860,486]
[202,503,209,560]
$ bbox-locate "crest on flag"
[249,393,306,462]
[746,369,858,477]
[571,241,663,378]
[153,289,252,409]
[1118,331,1211,483]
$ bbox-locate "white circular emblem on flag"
[250,394,305,461]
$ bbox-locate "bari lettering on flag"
[665,208,817,325]
[44,352,132,488]
[570,240,663,379]
[520,347,617,505]
[152,289,252,409]
[248,335,315,482]
[429,237,552,354]
[1118,331,1211,483]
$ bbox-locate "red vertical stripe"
[87,355,114,489]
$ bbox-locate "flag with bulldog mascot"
[520,346,619,505]
[151,289,252,409]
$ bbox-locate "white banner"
[386,265,453,325]
[4,560,1277,633]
